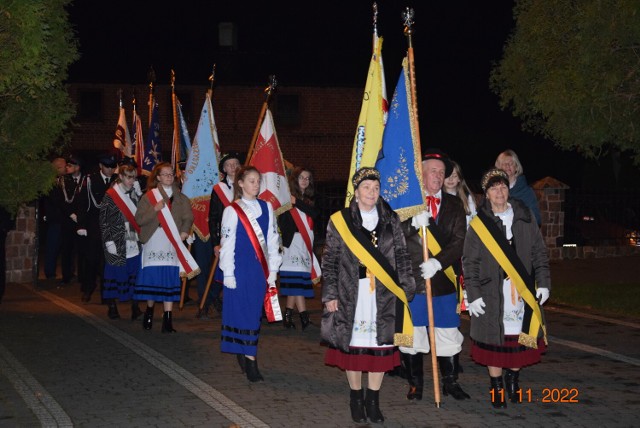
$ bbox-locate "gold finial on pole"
[246,75,278,165]
[208,64,216,97]
[402,7,415,49]
[147,66,156,126]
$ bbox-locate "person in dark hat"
[321,167,415,423]
[75,152,118,303]
[58,154,85,286]
[201,151,243,317]
[399,148,471,401]
[463,168,550,408]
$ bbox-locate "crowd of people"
[35,146,550,419]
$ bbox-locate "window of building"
[275,94,301,127]
[77,90,103,122]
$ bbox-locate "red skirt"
[471,335,546,368]
[325,346,400,372]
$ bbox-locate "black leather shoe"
[364,388,384,423]
[143,306,154,331]
[131,304,143,321]
[490,376,507,408]
[245,357,264,382]
[107,302,120,319]
[236,354,246,373]
[161,311,177,333]
[349,389,366,423]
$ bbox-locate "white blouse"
[219,197,282,278]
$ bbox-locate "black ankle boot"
[349,389,366,423]
[236,354,246,374]
[299,311,311,330]
[143,306,154,330]
[245,357,264,382]
[490,375,507,408]
[403,353,423,401]
[283,308,296,329]
[107,300,120,319]
[438,355,471,400]
[504,369,521,403]
[131,302,143,321]
[161,311,177,333]
[365,388,384,423]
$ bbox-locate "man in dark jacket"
[399,148,471,401]
[76,153,117,303]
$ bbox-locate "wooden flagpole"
[244,75,277,166]
[403,7,441,408]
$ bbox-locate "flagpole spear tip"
[147,66,156,90]
[208,64,216,95]
[264,74,278,100]
[402,7,415,47]
[171,69,176,91]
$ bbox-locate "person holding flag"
[219,166,282,382]
[134,162,198,333]
[399,149,471,401]
[208,151,243,313]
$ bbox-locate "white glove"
[420,258,442,279]
[105,241,117,255]
[224,276,236,289]
[186,234,195,245]
[77,229,87,236]
[267,272,277,288]
[70,213,78,223]
[411,210,431,229]
[467,297,486,317]
[536,288,550,305]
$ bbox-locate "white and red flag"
[113,107,133,158]
[248,109,291,216]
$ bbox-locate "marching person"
[277,166,321,330]
[134,162,198,333]
[463,168,550,408]
[400,149,471,401]
[321,167,415,423]
[76,152,118,303]
[495,149,541,226]
[99,158,143,320]
[219,166,282,382]
[58,155,84,288]
[206,152,243,315]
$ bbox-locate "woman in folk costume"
[134,162,199,333]
[463,168,550,408]
[100,158,143,320]
[219,166,282,382]
[277,166,321,330]
[321,167,415,424]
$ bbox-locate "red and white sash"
[231,200,282,322]
[107,186,140,233]
[147,189,200,279]
[213,182,233,208]
[289,208,321,283]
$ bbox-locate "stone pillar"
[532,177,569,261]
[5,204,37,284]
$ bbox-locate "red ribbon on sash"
[213,184,233,208]
[107,187,140,233]
[289,207,320,281]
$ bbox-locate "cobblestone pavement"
[0,275,638,427]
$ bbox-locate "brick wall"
[67,83,362,183]
[5,205,36,284]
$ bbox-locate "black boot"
[107,300,120,319]
[245,357,264,382]
[349,389,366,423]
[236,354,246,374]
[490,375,507,408]
[299,311,311,330]
[439,355,471,400]
[403,353,424,401]
[504,369,521,403]
[364,388,384,423]
[283,308,296,329]
[143,306,154,330]
[130,301,143,321]
[161,311,177,333]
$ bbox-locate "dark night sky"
[66,0,589,188]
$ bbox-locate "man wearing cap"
[58,155,85,286]
[41,158,67,280]
[399,148,471,401]
[76,153,117,303]
[203,152,242,316]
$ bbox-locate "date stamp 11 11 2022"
[491,388,580,403]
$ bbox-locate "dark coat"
[77,172,115,239]
[278,197,319,248]
[320,198,416,352]
[463,198,550,346]
[400,192,466,297]
[99,189,140,266]
[208,177,233,247]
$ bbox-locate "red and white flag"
[248,109,291,216]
